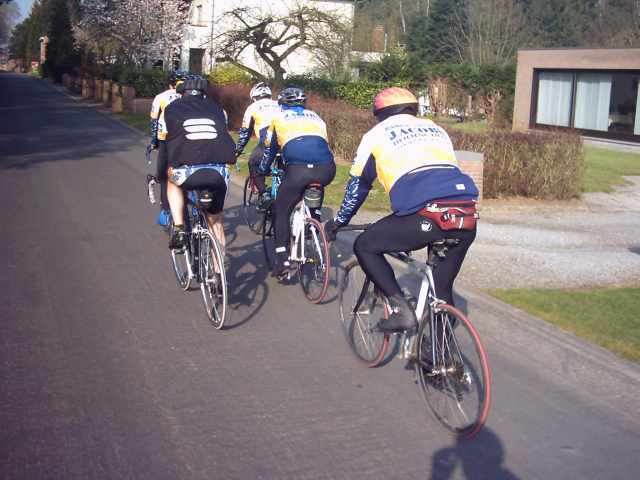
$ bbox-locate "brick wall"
[456,150,484,202]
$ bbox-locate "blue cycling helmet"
[277,86,306,107]
[167,70,188,87]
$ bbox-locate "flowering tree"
[74,0,190,66]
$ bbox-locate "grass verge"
[113,113,149,133]
[488,287,640,363]
[583,146,640,193]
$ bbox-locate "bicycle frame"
[289,202,324,266]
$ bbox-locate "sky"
[16,0,35,21]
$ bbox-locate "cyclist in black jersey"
[164,75,236,254]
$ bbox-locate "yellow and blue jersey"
[260,106,333,171]
[150,88,180,141]
[236,98,281,154]
[336,114,478,223]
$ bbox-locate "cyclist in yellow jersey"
[325,87,479,333]
[259,86,336,278]
[149,70,187,226]
[235,83,281,205]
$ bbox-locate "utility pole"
[209,0,215,72]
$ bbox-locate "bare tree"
[587,0,640,48]
[454,0,532,64]
[214,5,347,83]
[0,0,19,46]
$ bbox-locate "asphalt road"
[1,73,640,480]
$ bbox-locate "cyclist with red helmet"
[235,82,281,206]
[325,87,479,333]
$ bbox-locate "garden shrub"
[308,95,374,161]
[102,65,167,97]
[208,63,253,86]
[208,83,251,130]
[450,130,584,199]
[285,75,339,98]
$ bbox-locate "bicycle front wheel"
[243,176,263,234]
[169,221,192,291]
[338,260,390,367]
[298,218,330,304]
[415,303,491,438]
[261,208,276,269]
[198,231,227,329]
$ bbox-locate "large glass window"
[536,72,573,127]
[534,70,640,139]
[635,82,640,135]
[574,74,612,132]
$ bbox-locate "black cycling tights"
[353,212,476,306]
[274,163,336,250]
[248,144,266,194]
[157,141,169,210]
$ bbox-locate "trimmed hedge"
[450,130,584,200]
[207,81,584,200]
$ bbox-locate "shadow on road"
[429,427,520,480]
[0,77,140,171]
[221,204,272,329]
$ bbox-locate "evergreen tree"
[407,0,466,63]
[44,0,79,80]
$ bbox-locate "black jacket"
[165,95,236,168]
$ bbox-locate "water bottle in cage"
[146,175,157,205]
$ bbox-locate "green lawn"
[583,146,640,193]
[113,113,149,133]
[489,288,640,362]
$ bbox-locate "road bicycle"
[242,154,282,235]
[145,146,158,206]
[337,225,491,438]
[242,174,263,234]
[261,166,331,304]
[170,190,228,329]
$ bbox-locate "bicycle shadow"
[429,427,520,480]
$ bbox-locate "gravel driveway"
[343,176,640,290]
[460,176,640,289]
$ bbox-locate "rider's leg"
[248,145,267,194]
[432,229,476,306]
[157,141,170,213]
[354,212,443,332]
[180,168,228,268]
[272,164,330,275]
[167,180,185,226]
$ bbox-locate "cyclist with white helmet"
[149,70,187,227]
[324,87,479,333]
[236,82,281,206]
[259,86,336,278]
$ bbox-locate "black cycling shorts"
[181,169,227,214]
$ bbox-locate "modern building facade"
[180,0,356,77]
[513,49,640,142]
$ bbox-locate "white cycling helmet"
[250,82,272,100]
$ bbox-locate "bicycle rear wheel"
[298,218,330,304]
[169,220,192,291]
[261,208,275,269]
[198,230,227,329]
[338,260,390,367]
[243,176,263,234]
[415,304,491,438]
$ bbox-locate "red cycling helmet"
[373,87,418,118]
